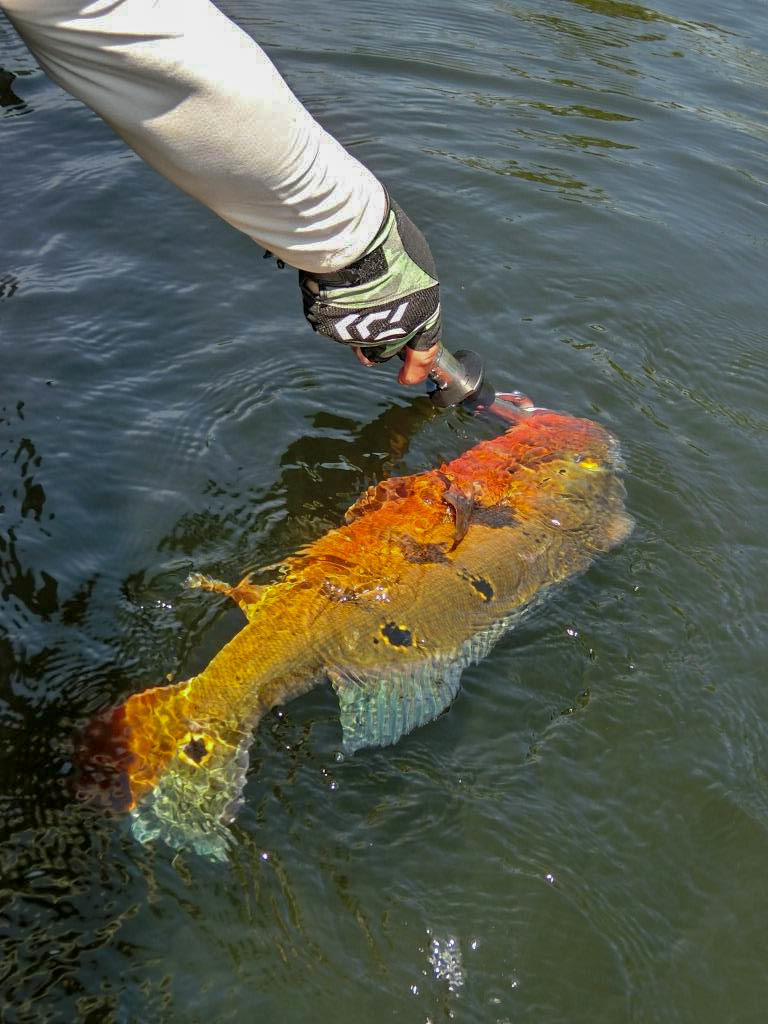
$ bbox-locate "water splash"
[426,930,465,993]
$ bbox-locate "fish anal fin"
[329,661,462,755]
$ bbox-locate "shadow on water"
[565,0,670,22]
[0,66,31,116]
[156,394,439,569]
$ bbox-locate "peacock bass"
[78,403,632,859]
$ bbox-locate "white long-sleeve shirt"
[1,0,387,272]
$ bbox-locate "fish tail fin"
[74,679,191,813]
[75,678,254,861]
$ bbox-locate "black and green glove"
[299,196,440,362]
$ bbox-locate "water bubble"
[545,872,556,885]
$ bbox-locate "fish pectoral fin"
[329,660,463,755]
[184,571,269,622]
[437,471,474,550]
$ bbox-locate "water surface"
[2,1,767,1021]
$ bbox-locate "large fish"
[78,403,632,859]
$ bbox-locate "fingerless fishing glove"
[298,197,441,362]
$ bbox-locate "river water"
[1,1,767,1021]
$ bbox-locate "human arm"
[1,0,441,382]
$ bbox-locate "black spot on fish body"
[381,622,413,647]
[470,576,494,601]
[459,570,495,601]
[182,736,210,765]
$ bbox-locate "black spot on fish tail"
[182,736,209,765]
[471,503,520,529]
[381,622,413,647]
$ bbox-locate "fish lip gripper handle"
[428,347,497,409]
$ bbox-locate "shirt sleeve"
[1,0,387,272]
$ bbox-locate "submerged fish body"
[79,407,632,859]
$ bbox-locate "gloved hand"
[299,196,441,383]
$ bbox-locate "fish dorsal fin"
[329,660,463,755]
[343,475,419,524]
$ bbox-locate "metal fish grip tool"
[428,346,534,423]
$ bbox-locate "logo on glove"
[333,301,409,342]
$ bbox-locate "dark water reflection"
[2,0,768,1020]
